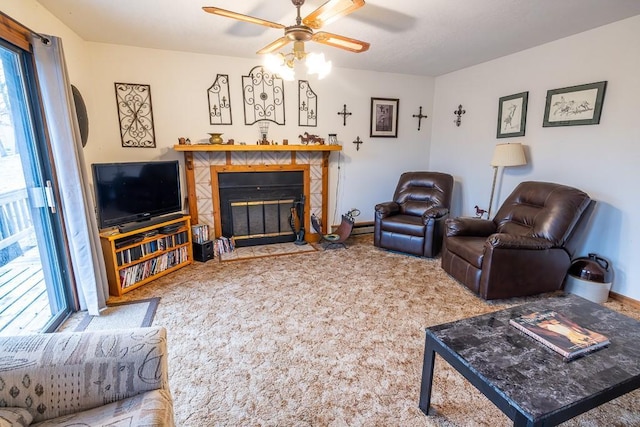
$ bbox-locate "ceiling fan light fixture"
[264,53,296,81]
[306,52,332,79]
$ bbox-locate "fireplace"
[175,146,338,245]
[218,171,304,247]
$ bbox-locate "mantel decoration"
[299,132,324,145]
[497,92,528,138]
[370,98,399,138]
[242,66,285,125]
[258,121,270,145]
[453,104,465,127]
[543,81,607,127]
[208,133,224,144]
[208,74,232,125]
[114,82,156,147]
[298,80,317,127]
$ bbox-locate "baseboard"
[331,220,374,235]
[609,291,640,309]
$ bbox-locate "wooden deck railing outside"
[0,189,49,335]
[0,188,33,252]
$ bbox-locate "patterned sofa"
[0,327,174,426]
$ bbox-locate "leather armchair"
[374,172,454,257]
[441,181,594,300]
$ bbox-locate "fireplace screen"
[231,199,294,240]
[218,170,304,247]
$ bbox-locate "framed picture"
[370,97,399,137]
[543,81,607,127]
[497,91,528,138]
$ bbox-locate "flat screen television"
[92,160,182,230]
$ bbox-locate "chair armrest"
[375,201,400,219]
[423,206,449,220]
[445,217,497,237]
[0,327,169,423]
[486,233,554,250]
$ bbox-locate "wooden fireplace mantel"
[173,144,342,153]
[173,144,342,238]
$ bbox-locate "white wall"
[430,16,640,300]
[1,1,90,98]
[80,44,434,225]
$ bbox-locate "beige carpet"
[71,235,640,426]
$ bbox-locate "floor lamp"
[488,143,527,218]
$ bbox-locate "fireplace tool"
[289,195,307,245]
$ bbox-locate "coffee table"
[419,293,640,426]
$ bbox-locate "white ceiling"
[36,0,640,76]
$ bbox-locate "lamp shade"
[491,143,526,167]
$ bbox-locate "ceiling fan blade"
[257,37,292,55]
[302,0,365,29]
[202,7,285,30]
[311,32,370,53]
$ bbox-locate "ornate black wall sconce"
[453,104,466,127]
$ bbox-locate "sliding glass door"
[0,40,72,334]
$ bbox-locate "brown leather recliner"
[441,181,594,300]
[374,172,454,257]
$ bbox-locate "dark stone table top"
[427,293,640,420]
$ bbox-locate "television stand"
[117,212,185,234]
[100,215,193,296]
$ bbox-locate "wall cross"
[353,136,363,151]
[337,104,352,126]
[412,106,428,131]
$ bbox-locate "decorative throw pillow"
[0,407,33,427]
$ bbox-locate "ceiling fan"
[203,0,371,56]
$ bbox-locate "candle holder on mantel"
[258,121,270,145]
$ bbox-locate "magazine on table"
[510,310,610,361]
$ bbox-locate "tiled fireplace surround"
[178,146,340,242]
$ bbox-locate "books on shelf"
[510,310,610,361]
[116,231,189,266]
[118,246,189,288]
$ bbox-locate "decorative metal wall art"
[298,80,317,127]
[453,104,466,127]
[337,104,351,126]
[412,106,428,131]
[353,136,363,151]
[242,66,285,125]
[208,74,232,125]
[114,82,156,147]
